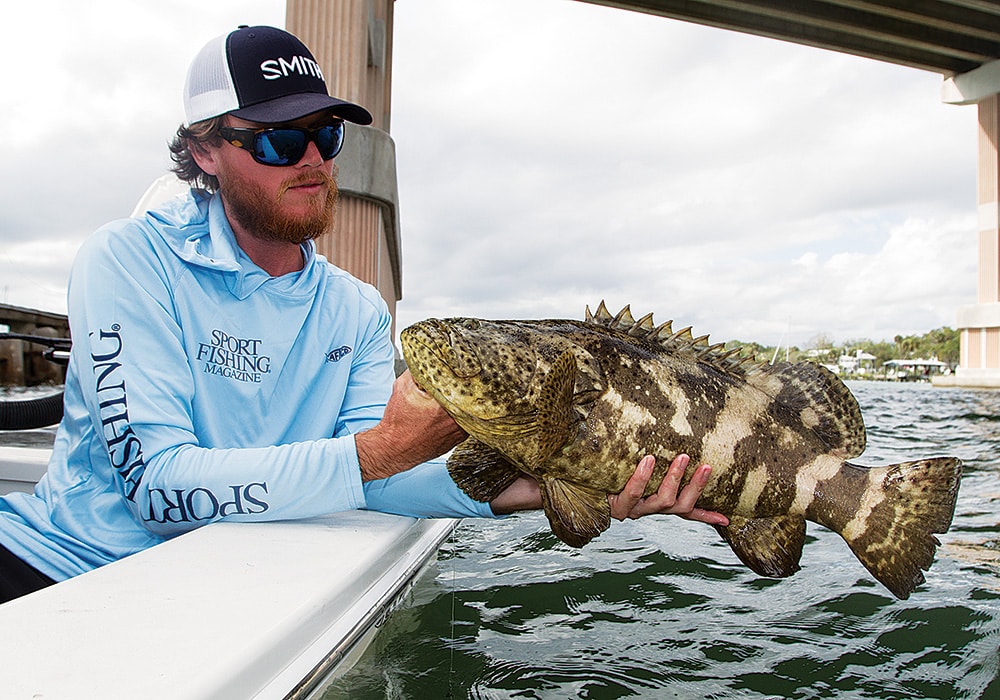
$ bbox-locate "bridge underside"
[581,0,1000,77]
[288,0,1000,385]
[578,1,1000,387]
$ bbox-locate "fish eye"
[460,319,481,330]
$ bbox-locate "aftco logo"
[326,346,352,363]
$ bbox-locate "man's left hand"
[608,454,729,526]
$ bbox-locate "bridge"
[0,304,69,386]
[288,0,1000,387]
[8,3,998,387]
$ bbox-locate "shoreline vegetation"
[1,322,962,388]
[732,327,960,381]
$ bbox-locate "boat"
[0,176,458,697]
[0,443,456,698]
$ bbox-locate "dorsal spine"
[584,301,763,376]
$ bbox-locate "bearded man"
[0,26,725,603]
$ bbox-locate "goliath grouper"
[400,302,962,599]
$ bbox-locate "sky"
[0,0,980,349]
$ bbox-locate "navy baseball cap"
[183,25,373,126]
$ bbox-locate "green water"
[322,382,1000,699]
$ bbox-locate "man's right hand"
[355,370,467,482]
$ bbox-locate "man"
[0,26,725,604]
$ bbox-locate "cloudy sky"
[0,0,979,349]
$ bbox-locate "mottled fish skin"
[400,302,962,599]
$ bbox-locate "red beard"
[219,167,339,245]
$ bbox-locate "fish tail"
[825,457,962,599]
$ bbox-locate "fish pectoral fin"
[446,437,523,502]
[535,350,579,463]
[539,477,610,548]
[716,514,806,579]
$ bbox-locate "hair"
[168,117,226,192]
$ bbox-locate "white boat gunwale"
[0,446,458,699]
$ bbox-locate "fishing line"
[447,522,458,698]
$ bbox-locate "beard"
[218,166,339,245]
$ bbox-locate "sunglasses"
[218,122,346,166]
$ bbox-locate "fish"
[399,302,963,600]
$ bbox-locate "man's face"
[195,111,340,245]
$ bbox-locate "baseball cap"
[183,25,373,126]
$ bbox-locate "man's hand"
[608,454,729,526]
[355,371,467,482]
[491,454,729,528]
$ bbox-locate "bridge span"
[288,0,1000,387]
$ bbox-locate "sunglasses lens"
[254,130,308,166]
[315,123,345,160]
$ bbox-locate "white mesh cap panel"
[183,33,239,124]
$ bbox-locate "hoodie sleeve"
[362,458,500,519]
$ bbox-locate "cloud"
[389,0,979,348]
[0,0,980,352]
[0,0,284,313]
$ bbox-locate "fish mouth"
[400,319,484,381]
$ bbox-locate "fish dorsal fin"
[671,326,694,343]
[584,301,760,377]
[652,320,674,339]
[613,305,636,329]
[716,514,806,578]
[629,312,655,336]
[585,300,614,324]
[748,362,866,458]
[447,437,523,502]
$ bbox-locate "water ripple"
[322,382,1000,700]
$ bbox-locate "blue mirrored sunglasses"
[218,122,346,166]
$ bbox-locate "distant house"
[838,349,877,376]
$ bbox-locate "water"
[321,381,1000,699]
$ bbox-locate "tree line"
[732,327,960,368]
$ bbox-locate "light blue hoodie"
[0,190,494,581]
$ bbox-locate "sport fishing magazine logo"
[197,329,272,384]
